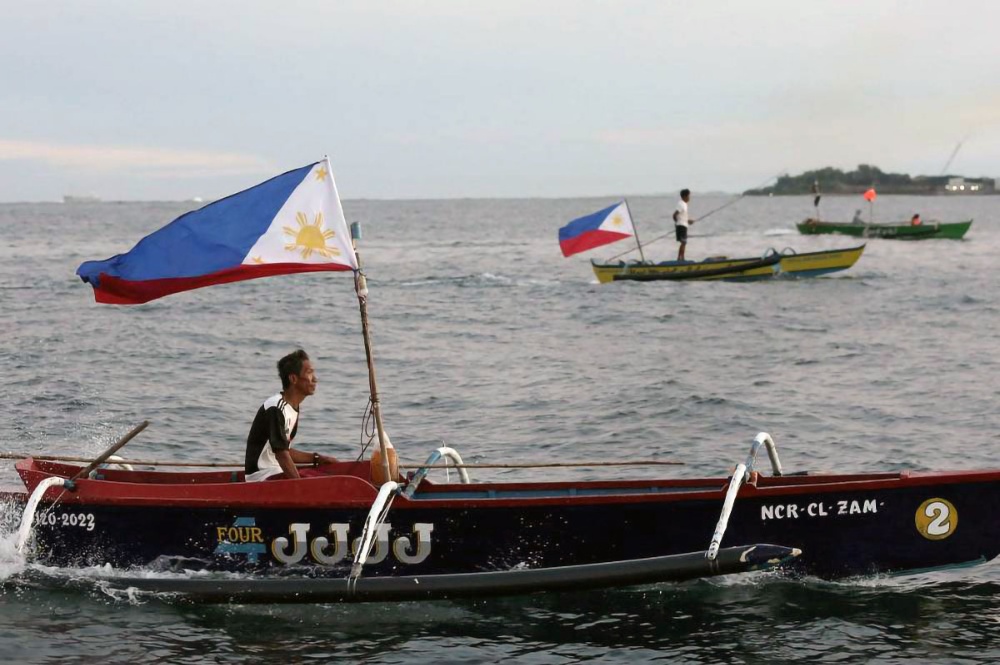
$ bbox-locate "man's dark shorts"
[675,225,688,243]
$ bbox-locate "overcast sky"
[2,1,998,201]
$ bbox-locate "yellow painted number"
[915,498,957,540]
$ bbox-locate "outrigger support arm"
[351,224,392,485]
[707,432,784,560]
[349,480,400,583]
[401,446,471,499]
[707,463,747,561]
[744,432,783,479]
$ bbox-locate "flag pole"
[864,187,876,236]
[322,155,392,484]
[350,223,392,484]
[623,199,646,263]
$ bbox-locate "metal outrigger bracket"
[400,446,471,500]
[743,432,783,479]
[706,432,784,560]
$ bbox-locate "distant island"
[745,165,997,195]
[62,194,102,204]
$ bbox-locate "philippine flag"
[558,201,636,257]
[77,159,359,305]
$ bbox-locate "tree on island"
[745,165,992,195]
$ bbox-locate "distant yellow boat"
[591,245,865,283]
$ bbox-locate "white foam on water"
[0,477,68,582]
[0,531,26,580]
[15,476,66,554]
[0,496,29,580]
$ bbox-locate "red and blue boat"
[3,433,1000,602]
[4,162,998,603]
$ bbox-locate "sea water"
[1,194,999,663]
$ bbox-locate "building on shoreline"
[941,177,996,193]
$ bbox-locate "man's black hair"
[680,188,690,198]
[278,349,310,390]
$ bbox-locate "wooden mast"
[350,222,392,483]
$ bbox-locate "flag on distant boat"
[558,201,636,257]
[77,159,359,304]
[863,188,877,202]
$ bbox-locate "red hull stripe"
[559,230,631,257]
[90,263,354,305]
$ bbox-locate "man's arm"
[672,210,679,223]
[287,448,338,465]
[266,408,329,478]
[276,449,339,479]
[275,449,300,479]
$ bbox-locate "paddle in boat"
[3,164,998,603]
[797,218,973,240]
[559,200,864,282]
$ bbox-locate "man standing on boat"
[245,349,337,481]
[673,189,696,261]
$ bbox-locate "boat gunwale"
[13,458,1000,510]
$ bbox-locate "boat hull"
[8,460,1000,580]
[590,246,865,283]
[797,219,972,240]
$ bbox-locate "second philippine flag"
[558,201,635,257]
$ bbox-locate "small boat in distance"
[797,219,972,240]
[591,245,865,283]
[62,194,102,204]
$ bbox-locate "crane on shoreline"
[940,135,971,175]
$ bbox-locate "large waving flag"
[77,159,358,304]
[558,201,635,257]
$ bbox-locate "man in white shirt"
[672,189,696,261]
[244,349,337,481]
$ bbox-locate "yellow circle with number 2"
[915,498,958,540]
